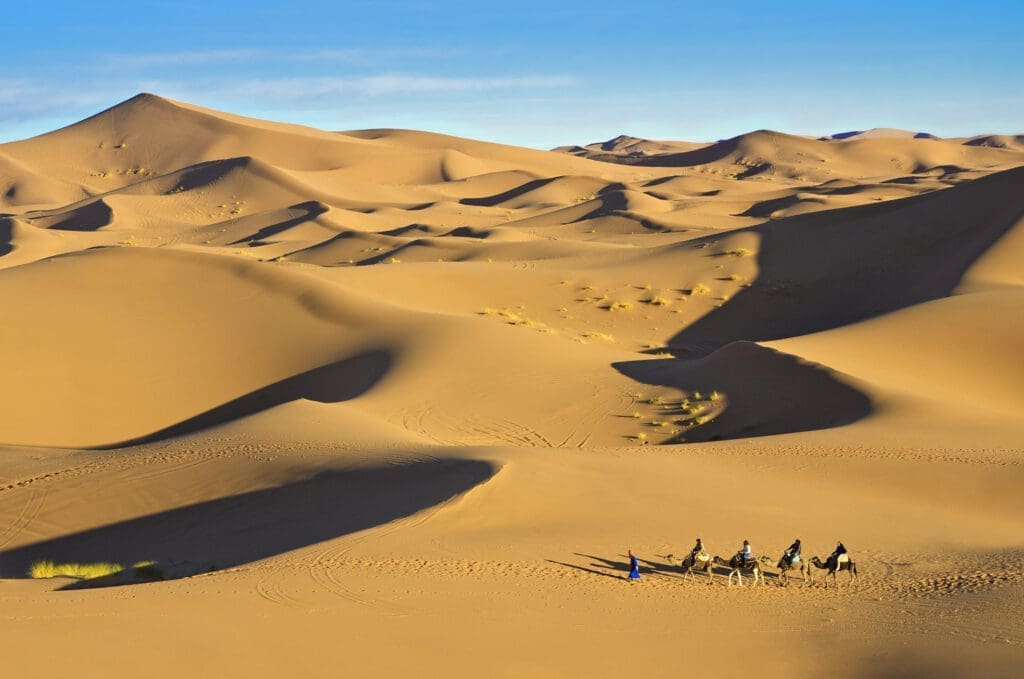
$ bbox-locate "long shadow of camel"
[0,458,496,588]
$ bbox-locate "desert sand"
[1,94,1022,678]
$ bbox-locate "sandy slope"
[1,95,1023,678]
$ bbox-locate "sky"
[2,1,1022,148]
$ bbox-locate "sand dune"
[1,95,1023,678]
[819,127,937,141]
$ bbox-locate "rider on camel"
[737,539,753,567]
[690,538,706,560]
[830,541,848,571]
[784,538,802,565]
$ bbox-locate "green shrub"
[132,561,164,579]
[29,561,124,580]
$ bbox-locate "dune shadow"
[106,350,392,448]
[23,198,114,232]
[227,200,330,245]
[666,166,1024,356]
[613,345,872,442]
[0,458,496,586]
[459,177,558,207]
[0,218,13,257]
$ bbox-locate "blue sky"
[3,1,1021,148]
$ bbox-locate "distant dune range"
[1,93,1021,449]
[1,95,1023,678]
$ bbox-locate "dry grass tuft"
[29,561,124,580]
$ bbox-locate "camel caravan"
[665,539,858,588]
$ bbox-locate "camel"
[668,551,714,584]
[810,555,858,588]
[712,554,763,586]
[760,554,812,587]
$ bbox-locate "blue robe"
[628,554,641,580]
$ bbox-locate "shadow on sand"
[103,350,392,448]
[0,457,496,588]
[546,553,689,581]
[666,166,1024,357]
[612,345,872,443]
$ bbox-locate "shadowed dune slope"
[614,341,871,442]
[0,458,496,580]
[668,165,1024,352]
[770,289,1024,419]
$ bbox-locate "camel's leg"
[737,571,743,587]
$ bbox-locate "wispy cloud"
[0,79,129,121]
[88,47,465,71]
[0,72,581,140]
[213,74,580,101]
[281,47,466,62]
[93,49,261,69]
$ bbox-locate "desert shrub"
[132,561,164,579]
[30,561,124,580]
